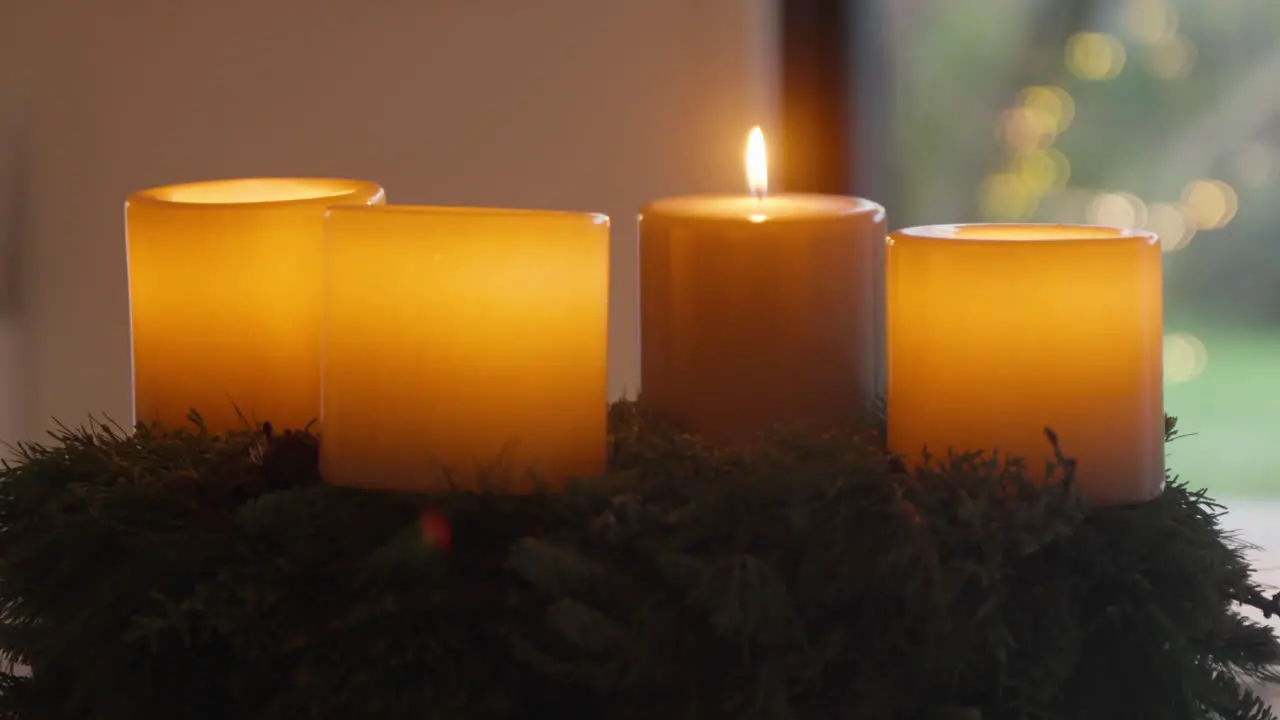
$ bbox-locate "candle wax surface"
[641,193,880,222]
[638,193,886,444]
[886,223,1164,505]
[321,205,610,492]
[126,177,385,433]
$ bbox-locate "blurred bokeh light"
[1125,0,1179,45]
[1067,32,1127,80]
[979,173,1036,221]
[1164,332,1209,384]
[1145,33,1197,79]
[1181,179,1238,230]
[1087,192,1146,228]
[1146,202,1194,252]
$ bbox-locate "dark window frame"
[778,0,892,205]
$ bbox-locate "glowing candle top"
[641,128,882,223]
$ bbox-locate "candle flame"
[746,126,767,199]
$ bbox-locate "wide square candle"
[321,205,610,492]
[885,223,1164,505]
[126,177,385,433]
[639,129,886,443]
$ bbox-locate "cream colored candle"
[886,223,1164,505]
[321,205,610,492]
[126,177,385,433]
[639,128,886,443]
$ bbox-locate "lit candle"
[639,127,886,443]
[885,223,1164,505]
[320,205,610,492]
[126,177,385,433]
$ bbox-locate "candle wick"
[752,188,766,202]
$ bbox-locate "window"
[881,2,1279,698]
[888,0,1280,490]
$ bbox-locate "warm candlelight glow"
[126,177,385,433]
[886,223,1164,506]
[746,126,768,198]
[321,205,610,492]
[639,185,885,444]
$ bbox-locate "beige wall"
[0,0,777,442]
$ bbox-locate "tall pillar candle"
[321,205,610,492]
[126,178,386,433]
[885,223,1164,505]
[639,129,886,443]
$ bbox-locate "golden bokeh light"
[1086,192,1147,228]
[1018,85,1076,134]
[1046,149,1071,188]
[1145,34,1196,79]
[1067,33,1127,81]
[1181,179,1238,230]
[1000,106,1056,152]
[1012,149,1069,195]
[1146,202,1194,252]
[979,173,1036,221]
[1164,332,1208,384]
[1125,0,1178,45]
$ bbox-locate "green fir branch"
[0,404,1272,719]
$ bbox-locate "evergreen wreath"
[0,403,1275,719]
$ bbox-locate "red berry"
[418,510,452,551]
